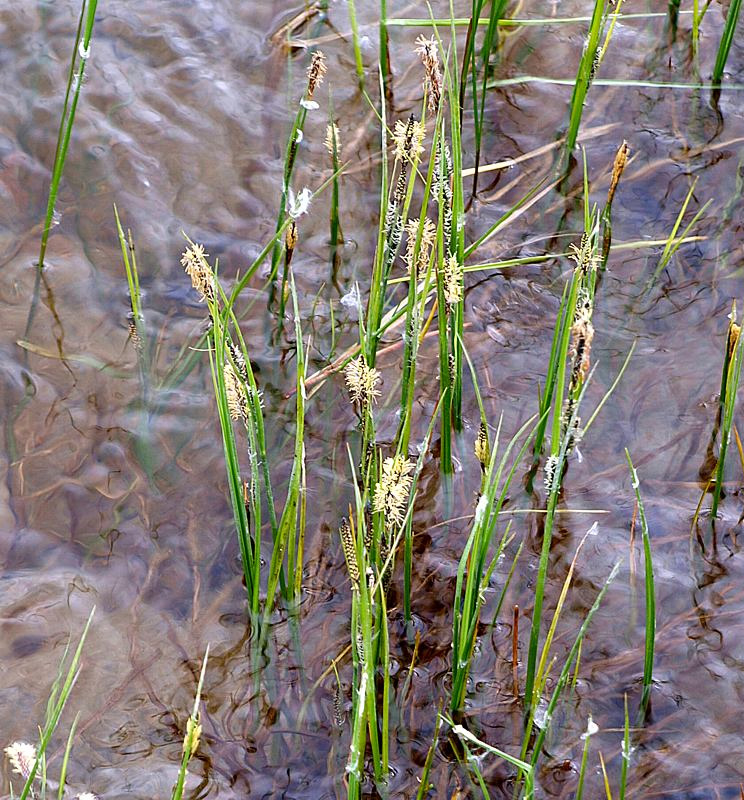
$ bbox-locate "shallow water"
[2,1,744,797]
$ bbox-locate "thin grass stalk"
[524,340,593,709]
[564,0,607,153]
[38,0,98,269]
[260,275,306,631]
[415,706,444,800]
[532,280,570,462]
[269,51,327,286]
[713,0,743,84]
[434,138,453,474]
[619,694,630,799]
[599,752,614,800]
[171,647,209,800]
[712,310,744,516]
[18,608,95,800]
[56,712,80,800]
[402,396,445,623]
[470,0,509,197]
[364,74,391,366]
[397,123,439,453]
[447,40,466,430]
[459,0,485,129]
[380,0,390,100]
[646,180,711,290]
[282,273,307,606]
[575,716,596,800]
[625,451,655,717]
[327,107,342,274]
[449,721,533,776]
[347,0,365,87]
[208,330,258,613]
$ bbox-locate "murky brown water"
[2,1,744,797]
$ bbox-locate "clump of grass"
[179,240,306,624]
[39,0,99,270]
[4,608,95,800]
[450,413,537,712]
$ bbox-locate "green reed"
[347,0,365,87]
[646,179,711,291]
[625,451,655,717]
[525,220,600,708]
[712,0,742,84]
[565,0,608,153]
[270,51,328,287]
[415,706,443,800]
[114,206,150,379]
[460,0,509,198]
[619,694,630,799]
[39,0,98,270]
[711,307,744,517]
[171,647,209,800]
[575,715,597,800]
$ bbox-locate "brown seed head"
[339,518,359,585]
[306,51,327,100]
[475,422,490,472]
[607,140,630,205]
[415,35,442,114]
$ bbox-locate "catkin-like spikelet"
[339,518,359,585]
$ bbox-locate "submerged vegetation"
[5,0,744,798]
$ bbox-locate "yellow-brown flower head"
[344,356,381,409]
[568,234,598,275]
[306,51,327,100]
[339,518,359,585]
[181,242,215,302]
[415,35,442,114]
[373,454,414,527]
[182,716,202,755]
[475,422,490,472]
[607,140,630,206]
[224,362,248,421]
[404,217,436,278]
[443,254,463,306]
[393,118,425,162]
[325,123,341,158]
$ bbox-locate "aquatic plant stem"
[39,0,98,270]
[625,451,655,717]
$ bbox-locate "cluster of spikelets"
[373,454,414,528]
[4,741,97,800]
[344,356,381,411]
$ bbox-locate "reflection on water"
[1,0,744,797]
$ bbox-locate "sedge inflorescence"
[373,455,414,527]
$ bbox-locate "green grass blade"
[39,0,99,269]
[625,451,655,717]
[713,0,743,84]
